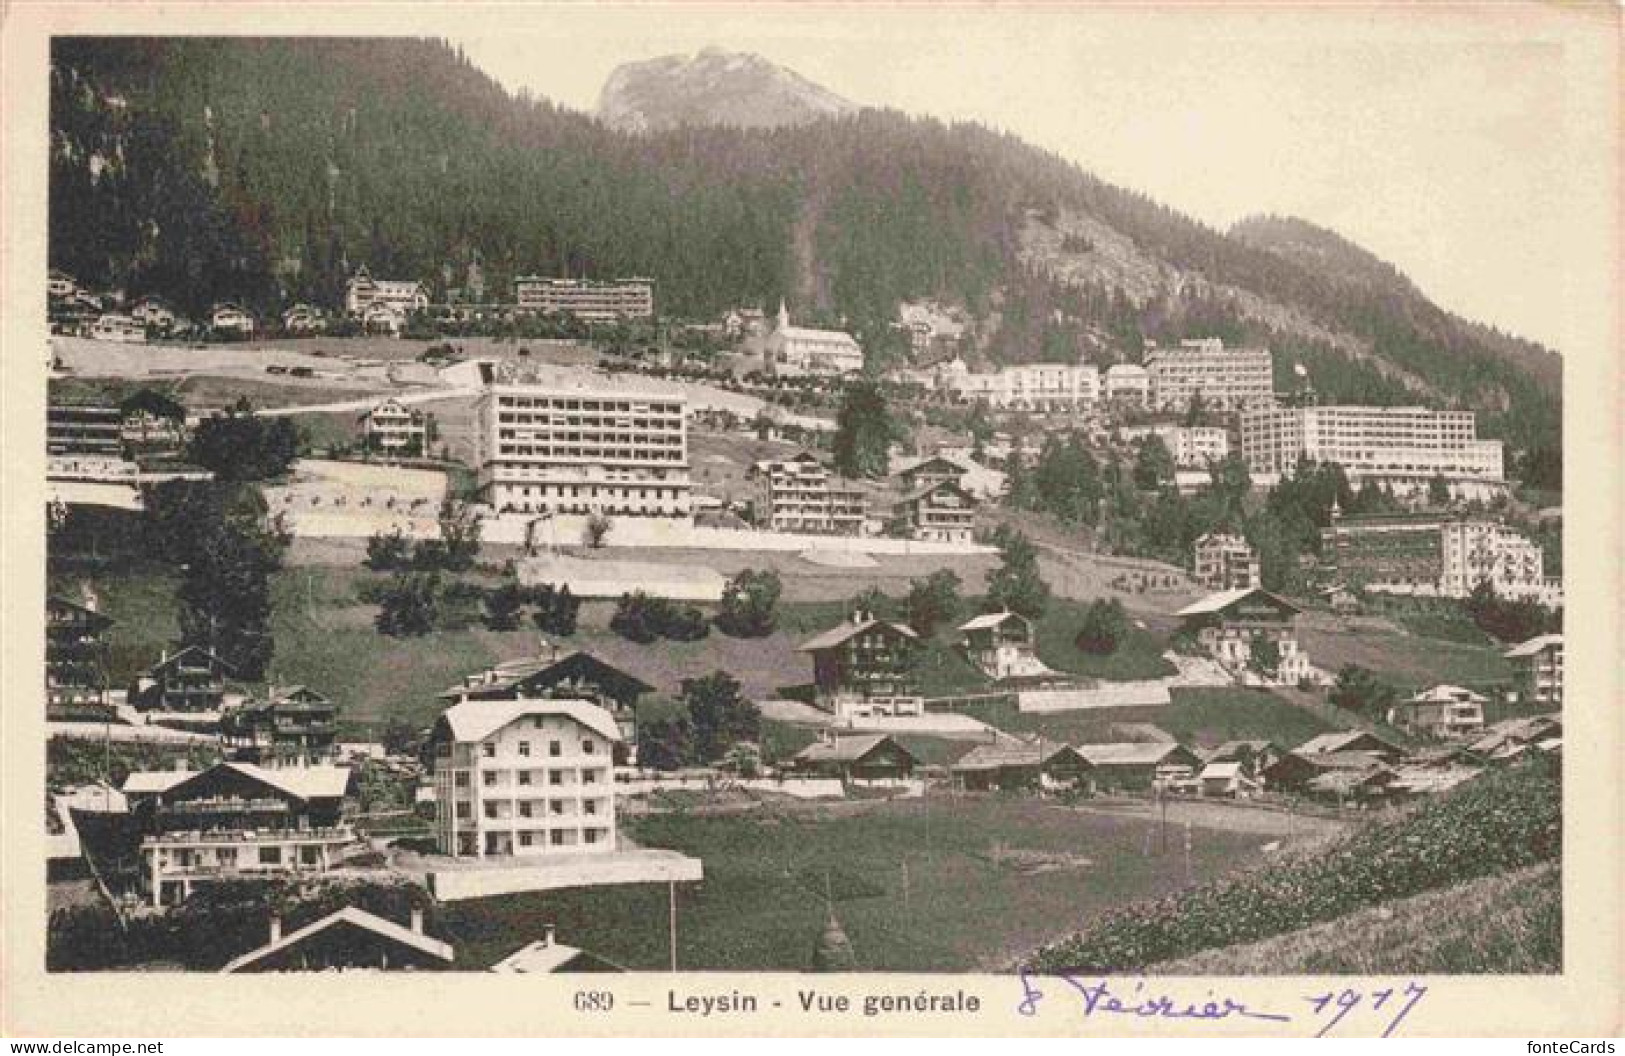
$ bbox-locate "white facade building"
[749,454,865,535]
[1240,405,1505,496]
[361,398,428,458]
[1439,520,1559,606]
[939,359,1100,412]
[1119,424,1230,468]
[473,379,692,519]
[1103,363,1152,404]
[1144,338,1275,411]
[345,266,428,318]
[764,302,865,377]
[430,699,620,860]
[513,277,655,321]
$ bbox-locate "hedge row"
[1026,756,1561,973]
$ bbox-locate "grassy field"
[1297,614,1512,694]
[960,687,1334,749]
[438,796,1288,972]
[1153,861,1560,974]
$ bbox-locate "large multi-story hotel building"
[430,698,621,859]
[748,454,866,535]
[939,360,1100,412]
[473,378,692,519]
[1319,508,1561,607]
[1144,338,1275,411]
[512,277,655,321]
[1240,405,1505,494]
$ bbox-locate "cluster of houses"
[789,710,1561,810]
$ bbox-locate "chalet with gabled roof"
[129,645,238,714]
[122,761,356,906]
[1175,586,1312,685]
[790,733,917,783]
[223,906,452,973]
[45,593,114,714]
[1077,741,1201,791]
[950,738,1092,792]
[223,685,340,764]
[896,455,969,492]
[892,479,977,543]
[797,612,921,719]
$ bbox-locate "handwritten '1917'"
[1017,970,1428,1038]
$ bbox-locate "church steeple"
[776,299,790,332]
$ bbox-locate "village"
[43,256,1565,975]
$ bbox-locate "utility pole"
[667,880,678,972]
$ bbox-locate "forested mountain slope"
[48,37,1559,467]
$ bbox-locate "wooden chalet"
[222,685,340,764]
[122,761,356,906]
[957,609,1048,680]
[1294,729,1405,762]
[950,739,1092,793]
[1201,739,1285,781]
[891,480,978,543]
[1175,586,1312,684]
[797,613,922,719]
[1077,742,1202,792]
[128,645,238,714]
[222,906,452,972]
[790,733,918,783]
[1261,750,1392,794]
[45,593,114,715]
[489,926,625,973]
[895,455,969,491]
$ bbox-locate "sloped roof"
[147,644,238,677]
[121,771,190,795]
[1077,742,1193,766]
[1204,739,1279,761]
[122,762,352,801]
[438,651,654,701]
[1296,730,1401,756]
[896,455,969,478]
[1279,750,1389,772]
[437,698,622,744]
[794,734,915,766]
[221,907,453,973]
[1307,767,1394,794]
[1199,761,1245,781]
[1408,684,1488,704]
[957,611,1028,632]
[797,619,918,654]
[950,740,1082,772]
[1503,634,1563,658]
[490,939,625,974]
[893,480,978,507]
[1176,587,1301,618]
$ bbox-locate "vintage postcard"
[2,0,1620,1040]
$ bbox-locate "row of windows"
[482,738,597,758]
[471,797,607,818]
[494,398,679,415]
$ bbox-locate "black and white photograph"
[5,0,1621,1041]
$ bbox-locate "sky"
[448,5,1610,356]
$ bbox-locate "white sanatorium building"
[1240,405,1505,496]
[1143,338,1275,411]
[512,277,655,321]
[430,699,621,859]
[473,377,692,518]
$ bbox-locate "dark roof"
[797,618,918,654]
[893,480,978,508]
[438,651,655,701]
[146,645,238,678]
[47,594,115,629]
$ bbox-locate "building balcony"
[142,824,354,849]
